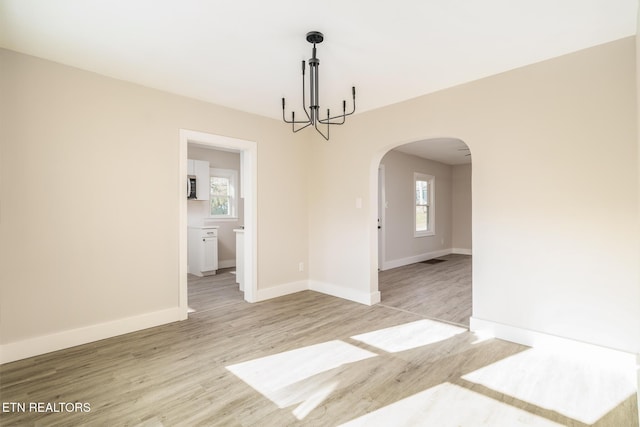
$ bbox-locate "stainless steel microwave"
[187,175,197,199]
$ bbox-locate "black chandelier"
[282,31,356,141]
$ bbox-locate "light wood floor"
[187,268,242,313]
[1,270,636,426]
[379,254,472,327]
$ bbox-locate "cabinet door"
[194,160,210,201]
[202,237,218,272]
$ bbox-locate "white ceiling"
[0,0,636,161]
[395,138,472,165]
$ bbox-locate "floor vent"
[421,258,447,265]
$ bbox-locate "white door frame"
[179,129,258,314]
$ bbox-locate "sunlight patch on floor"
[339,382,564,427]
[291,381,339,420]
[471,329,494,344]
[226,340,377,417]
[462,347,637,424]
[350,319,466,353]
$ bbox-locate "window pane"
[210,196,230,215]
[416,206,429,231]
[416,181,428,205]
[211,177,229,196]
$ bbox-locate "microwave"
[187,175,197,199]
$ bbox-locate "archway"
[374,137,473,326]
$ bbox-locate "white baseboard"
[218,259,236,269]
[253,280,308,302]
[451,248,472,255]
[470,317,637,358]
[382,248,452,271]
[0,307,185,364]
[252,279,381,306]
[309,280,381,306]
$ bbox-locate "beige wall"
[1,35,638,359]
[380,150,453,267]
[308,37,639,352]
[0,49,309,347]
[187,146,243,267]
[452,163,472,252]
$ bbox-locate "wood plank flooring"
[379,254,472,326]
[1,270,636,426]
[187,269,242,314]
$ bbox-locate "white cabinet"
[202,235,217,272]
[188,226,219,276]
[187,159,210,201]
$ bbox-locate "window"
[414,173,435,236]
[210,168,238,219]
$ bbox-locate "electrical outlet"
[299,262,304,272]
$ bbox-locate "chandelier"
[281,31,356,140]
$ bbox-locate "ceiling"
[0,0,636,162]
[395,138,471,165]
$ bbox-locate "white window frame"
[414,172,435,237]
[209,168,238,220]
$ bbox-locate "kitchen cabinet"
[187,159,210,201]
[188,226,219,276]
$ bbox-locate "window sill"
[207,217,240,222]
[414,231,435,238]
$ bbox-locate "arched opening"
[375,137,472,327]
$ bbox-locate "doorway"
[376,137,472,326]
[179,129,257,318]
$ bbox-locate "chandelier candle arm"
[281,31,356,141]
[319,86,356,124]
